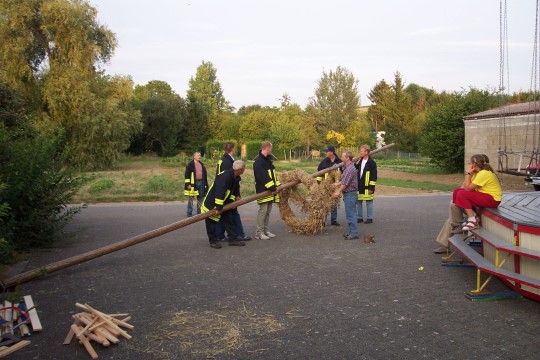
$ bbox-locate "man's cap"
[324,145,335,153]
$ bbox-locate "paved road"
[4,194,540,359]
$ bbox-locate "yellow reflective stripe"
[364,172,370,187]
[184,189,198,196]
[215,198,225,205]
[264,180,274,188]
[230,195,236,201]
[191,172,195,184]
[369,181,377,186]
[316,176,323,182]
[184,179,191,183]
[217,159,223,173]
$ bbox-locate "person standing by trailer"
[317,145,342,226]
[253,141,280,240]
[184,151,208,217]
[355,144,377,224]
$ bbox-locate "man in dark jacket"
[202,160,247,249]
[317,145,343,226]
[184,151,208,217]
[355,144,377,224]
[215,142,251,241]
[253,141,280,240]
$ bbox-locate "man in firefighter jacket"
[201,160,247,249]
[184,151,208,217]
[215,142,251,241]
[355,144,377,224]
[317,145,343,226]
[253,141,280,240]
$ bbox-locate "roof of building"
[464,101,540,120]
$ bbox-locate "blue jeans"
[357,200,374,220]
[342,192,358,237]
[330,206,338,223]
[216,209,245,238]
[187,179,205,216]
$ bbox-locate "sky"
[90,0,536,109]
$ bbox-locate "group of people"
[326,144,378,240]
[184,141,379,247]
[433,154,503,254]
[184,141,280,249]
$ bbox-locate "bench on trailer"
[448,233,540,298]
[471,228,540,260]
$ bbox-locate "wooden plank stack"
[64,303,133,359]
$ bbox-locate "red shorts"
[453,188,500,210]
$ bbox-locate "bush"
[205,139,237,160]
[245,140,263,160]
[0,83,82,259]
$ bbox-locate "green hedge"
[245,140,263,160]
[205,139,237,160]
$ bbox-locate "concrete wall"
[464,114,539,171]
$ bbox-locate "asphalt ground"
[3,194,540,360]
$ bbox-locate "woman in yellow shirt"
[453,154,502,231]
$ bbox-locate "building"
[464,101,540,173]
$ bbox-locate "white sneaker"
[265,231,276,238]
[255,233,270,240]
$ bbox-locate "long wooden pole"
[1,143,394,290]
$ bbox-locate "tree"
[418,88,500,172]
[133,81,186,156]
[270,114,301,160]
[0,0,140,169]
[239,108,279,142]
[186,61,231,138]
[368,72,430,152]
[308,66,361,135]
[0,81,81,260]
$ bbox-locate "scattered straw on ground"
[130,299,285,359]
[278,169,341,235]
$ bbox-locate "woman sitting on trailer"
[455,154,502,231]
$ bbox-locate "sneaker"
[365,219,373,224]
[255,233,270,240]
[229,240,246,246]
[433,246,448,254]
[209,241,222,249]
[331,221,340,226]
[462,221,479,231]
[265,231,276,238]
[239,235,252,241]
[344,235,359,240]
[357,219,363,223]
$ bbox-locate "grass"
[378,178,455,192]
[72,156,454,203]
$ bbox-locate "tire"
[534,184,540,191]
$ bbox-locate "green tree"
[133,81,186,156]
[0,0,139,169]
[186,61,230,138]
[0,82,81,259]
[418,88,500,172]
[270,109,302,160]
[239,108,279,142]
[342,113,375,149]
[308,66,361,135]
[368,72,430,152]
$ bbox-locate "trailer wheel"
[534,185,540,191]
